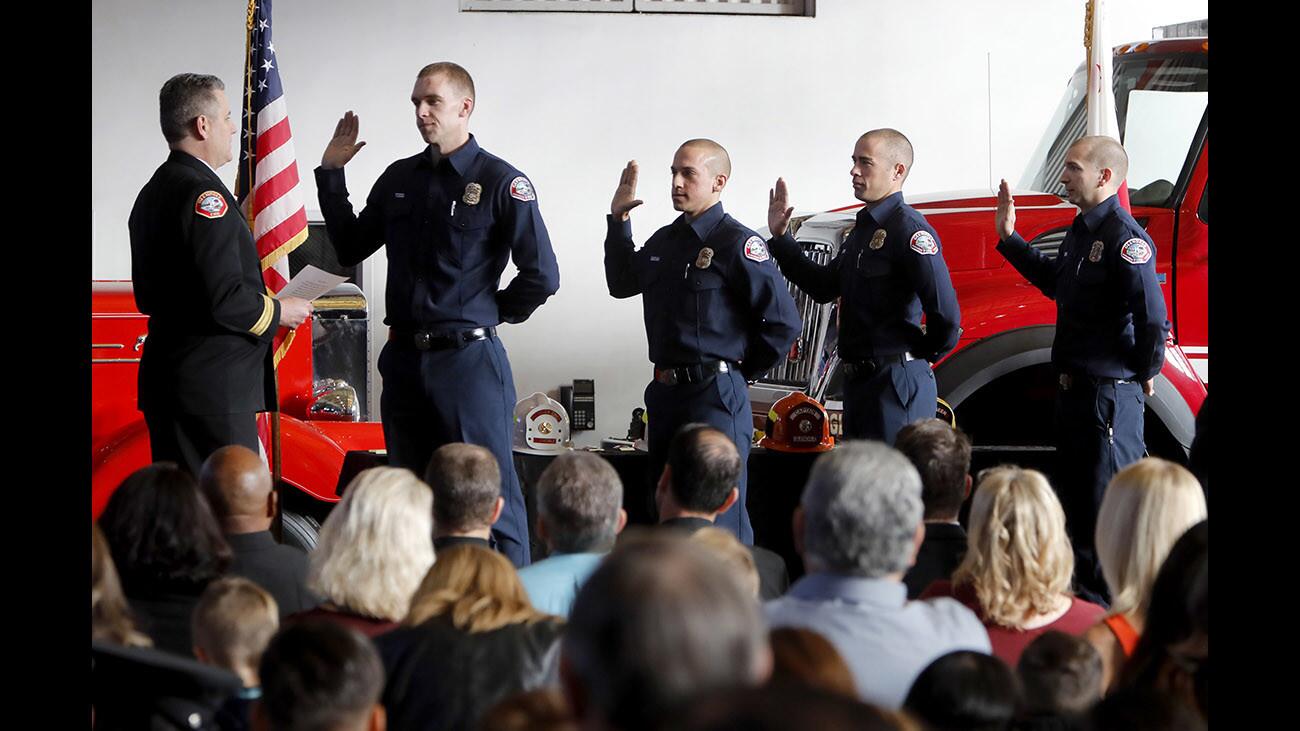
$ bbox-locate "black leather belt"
[841,352,915,380]
[389,326,496,351]
[653,360,733,386]
[1059,373,1134,390]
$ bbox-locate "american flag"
[1084,0,1131,211]
[235,0,309,365]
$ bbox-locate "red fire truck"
[751,37,1208,461]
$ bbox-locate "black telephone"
[561,379,596,432]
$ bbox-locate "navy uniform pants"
[378,335,531,567]
[645,367,754,545]
[144,409,260,477]
[1054,375,1146,601]
[842,358,937,446]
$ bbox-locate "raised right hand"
[995,179,1017,241]
[768,177,794,238]
[321,111,366,170]
[611,160,644,220]
[277,296,315,329]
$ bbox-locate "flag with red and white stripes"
[1084,0,1131,211]
[235,0,308,366]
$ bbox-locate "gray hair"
[800,441,923,577]
[308,467,434,621]
[536,452,623,554]
[159,73,224,144]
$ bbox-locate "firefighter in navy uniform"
[605,140,801,545]
[316,63,559,567]
[130,73,314,477]
[994,135,1169,600]
[766,129,961,445]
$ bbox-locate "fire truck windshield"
[1019,48,1208,208]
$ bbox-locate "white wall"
[93,0,1207,446]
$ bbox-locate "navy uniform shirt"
[315,135,560,330]
[767,191,961,362]
[605,201,801,380]
[997,194,1168,381]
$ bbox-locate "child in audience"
[192,576,280,731]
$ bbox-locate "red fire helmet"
[759,392,835,453]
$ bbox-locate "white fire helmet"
[513,392,570,454]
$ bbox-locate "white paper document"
[276,265,350,301]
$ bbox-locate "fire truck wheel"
[281,510,321,553]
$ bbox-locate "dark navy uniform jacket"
[130,150,279,415]
[997,194,1168,381]
[605,202,802,380]
[767,191,961,363]
[315,135,560,330]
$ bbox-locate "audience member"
[425,443,504,553]
[1014,631,1103,730]
[767,627,858,699]
[765,442,990,708]
[517,451,627,616]
[478,688,576,731]
[199,445,317,616]
[655,423,789,599]
[291,466,433,637]
[1083,687,1205,731]
[1115,520,1208,721]
[903,650,1021,731]
[375,544,565,731]
[255,621,387,731]
[896,419,973,598]
[691,527,761,598]
[561,530,771,731]
[92,522,152,648]
[922,467,1104,665]
[191,577,279,730]
[98,462,232,655]
[1084,458,1206,692]
[667,684,922,731]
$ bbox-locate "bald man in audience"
[199,445,316,617]
[606,139,801,545]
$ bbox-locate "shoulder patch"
[509,176,536,202]
[743,235,770,263]
[1120,237,1152,265]
[909,230,938,255]
[194,190,228,219]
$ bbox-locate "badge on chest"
[869,229,887,250]
[463,183,482,205]
[1089,241,1104,263]
[695,247,715,269]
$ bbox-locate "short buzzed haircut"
[258,622,384,731]
[425,443,501,533]
[800,441,924,576]
[861,128,915,179]
[199,445,270,520]
[417,61,476,100]
[536,451,624,554]
[1018,630,1104,716]
[666,423,741,514]
[563,530,768,730]
[191,576,279,678]
[1072,135,1130,182]
[159,73,224,144]
[680,138,732,178]
[895,419,972,521]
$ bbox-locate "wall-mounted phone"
[560,379,595,432]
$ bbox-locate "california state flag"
[1085,0,1130,211]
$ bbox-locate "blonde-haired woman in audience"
[375,544,565,731]
[287,466,434,637]
[91,523,152,648]
[1085,457,1207,692]
[921,466,1105,666]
